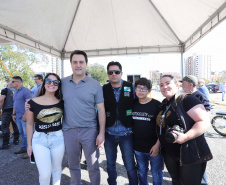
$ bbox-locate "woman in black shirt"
[26,73,64,185]
[156,75,212,185]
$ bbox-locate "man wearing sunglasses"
[61,50,105,185]
[103,61,138,185]
[12,76,32,159]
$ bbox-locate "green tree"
[0,45,48,88]
[87,63,108,85]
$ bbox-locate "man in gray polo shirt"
[61,50,105,185]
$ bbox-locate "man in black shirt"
[132,78,163,185]
[0,81,19,149]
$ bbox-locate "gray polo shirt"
[61,75,104,130]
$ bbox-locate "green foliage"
[87,63,108,85]
[0,45,48,88]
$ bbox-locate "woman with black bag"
[156,75,212,185]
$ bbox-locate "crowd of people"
[0,49,219,185]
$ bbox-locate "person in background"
[103,61,138,185]
[0,81,19,149]
[219,81,226,101]
[12,76,32,159]
[27,73,64,185]
[197,79,210,100]
[181,75,211,185]
[132,77,163,185]
[31,74,43,98]
[157,74,212,185]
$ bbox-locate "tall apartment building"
[51,57,61,77]
[184,54,211,81]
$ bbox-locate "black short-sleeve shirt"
[132,98,161,153]
[1,88,7,96]
[28,99,64,132]
[156,95,202,156]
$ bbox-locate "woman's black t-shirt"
[28,99,64,132]
[132,98,161,153]
[156,95,202,157]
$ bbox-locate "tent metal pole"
[62,0,82,51]
[181,51,184,78]
[147,0,182,44]
[61,59,64,78]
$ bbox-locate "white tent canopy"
[0,0,225,59]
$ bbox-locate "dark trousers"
[1,110,19,145]
[163,153,206,185]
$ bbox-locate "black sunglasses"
[45,78,60,86]
[107,70,121,75]
[12,80,19,83]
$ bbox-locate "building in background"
[184,54,211,81]
[51,57,61,77]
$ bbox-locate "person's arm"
[26,109,34,157]
[150,139,160,157]
[12,107,16,122]
[96,102,106,149]
[22,89,32,121]
[173,104,210,144]
[0,95,6,109]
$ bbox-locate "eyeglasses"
[135,86,149,92]
[107,70,121,75]
[45,78,60,86]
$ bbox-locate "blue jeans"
[16,118,27,149]
[32,130,65,185]
[134,150,164,185]
[104,132,138,185]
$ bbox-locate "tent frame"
[0,2,225,60]
[0,1,225,77]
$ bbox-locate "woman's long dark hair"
[38,73,62,100]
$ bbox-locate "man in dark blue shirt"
[12,76,32,159]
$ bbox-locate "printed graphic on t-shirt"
[37,107,63,124]
[132,111,154,122]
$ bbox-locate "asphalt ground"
[0,91,225,185]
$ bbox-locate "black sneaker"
[0,144,10,150]
[13,140,19,145]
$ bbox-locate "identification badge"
[126,109,132,116]
[124,86,131,92]
[124,92,130,97]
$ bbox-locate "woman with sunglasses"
[156,75,212,185]
[26,73,64,185]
